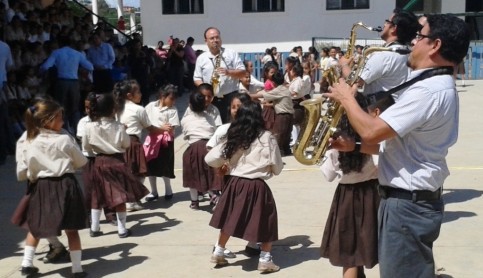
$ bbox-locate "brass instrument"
[293,23,406,166]
[211,48,223,97]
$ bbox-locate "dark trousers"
[93,69,114,94]
[212,91,236,124]
[0,99,15,163]
[55,79,81,135]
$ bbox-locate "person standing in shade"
[40,36,93,134]
[86,32,115,93]
[184,36,197,91]
[193,27,246,123]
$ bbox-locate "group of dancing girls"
[14,80,180,277]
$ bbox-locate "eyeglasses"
[384,19,394,25]
[414,33,433,41]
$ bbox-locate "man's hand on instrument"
[329,134,356,152]
[322,78,358,103]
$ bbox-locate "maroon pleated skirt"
[209,176,278,243]
[262,105,276,132]
[320,179,380,268]
[147,141,175,178]
[91,153,149,209]
[27,174,88,238]
[292,98,305,125]
[124,135,148,176]
[182,140,218,192]
[82,157,95,209]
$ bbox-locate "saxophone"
[293,23,404,166]
[211,48,223,97]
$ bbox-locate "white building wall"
[140,0,395,53]
[441,0,465,14]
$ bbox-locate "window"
[395,0,423,11]
[326,0,369,10]
[243,0,284,13]
[162,0,204,14]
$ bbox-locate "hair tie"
[29,105,36,114]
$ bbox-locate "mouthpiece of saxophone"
[394,49,411,54]
[371,26,383,32]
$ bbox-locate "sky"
[105,0,139,8]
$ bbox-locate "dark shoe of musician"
[43,244,70,263]
[21,266,39,276]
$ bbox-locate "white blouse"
[82,117,131,155]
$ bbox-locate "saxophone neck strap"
[365,66,454,106]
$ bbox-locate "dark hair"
[204,27,220,39]
[112,79,139,113]
[243,60,252,69]
[189,91,206,113]
[232,92,252,107]
[187,36,194,43]
[291,63,303,78]
[392,8,420,45]
[263,61,278,79]
[196,83,213,95]
[159,84,177,99]
[88,93,116,121]
[367,96,394,113]
[272,71,284,86]
[426,14,470,65]
[24,99,63,140]
[285,56,299,67]
[338,94,369,174]
[222,101,265,160]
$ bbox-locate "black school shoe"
[89,230,103,237]
[72,271,88,278]
[43,245,70,263]
[244,245,261,257]
[21,266,39,277]
[118,229,131,238]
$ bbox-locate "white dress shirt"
[82,117,131,155]
[119,100,152,139]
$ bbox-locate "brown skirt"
[320,179,380,268]
[292,98,305,125]
[209,176,278,243]
[27,174,88,238]
[91,153,149,209]
[147,141,175,178]
[82,157,95,209]
[124,135,148,177]
[262,105,276,132]
[182,140,218,192]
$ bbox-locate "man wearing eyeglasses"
[193,27,246,123]
[339,8,420,97]
[326,14,470,278]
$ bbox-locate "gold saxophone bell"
[293,23,408,165]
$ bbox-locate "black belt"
[378,185,442,202]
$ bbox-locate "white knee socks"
[22,245,36,267]
[189,188,198,201]
[163,177,172,196]
[116,211,127,234]
[70,250,83,273]
[91,209,102,232]
[148,176,158,195]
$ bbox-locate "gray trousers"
[378,197,444,278]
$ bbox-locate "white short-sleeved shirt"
[181,105,222,145]
[359,45,410,96]
[76,115,95,157]
[207,123,230,149]
[320,149,378,184]
[119,100,152,139]
[193,47,245,97]
[205,131,283,180]
[145,100,180,128]
[16,129,87,182]
[82,117,131,155]
[289,77,304,99]
[378,70,458,191]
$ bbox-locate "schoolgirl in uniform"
[252,71,294,156]
[82,93,149,239]
[181,83,222,209]
[289,63,306,148]
[206,101,283,273]
[16,99,88,277]
[144,84,180,201]
[261,62,279,132]
[320,94,384,278]
[114,79,162,211]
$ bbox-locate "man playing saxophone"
[325,14,470,278]
[194,27,246,123]
[339,9,420,96]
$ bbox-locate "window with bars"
[326,0,369,10]
[162,0,204,14]
[242,0,285,13]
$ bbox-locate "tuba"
[293,23,408,166]
[211,48,223,97]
